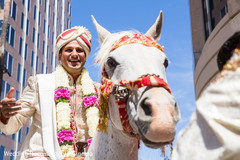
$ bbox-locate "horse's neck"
[86,120,139,160]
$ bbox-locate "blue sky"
[71,0,196,159]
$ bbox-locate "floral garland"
[55,65,99,158]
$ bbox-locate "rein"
[97,34,170,141]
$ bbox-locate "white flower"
[55,65,70,88]
[56,102,71,128]
[57,121,70,129]
[60,145,75,157]
[86,107,99,137]
[57,102,71,114]
[81,68,96,95]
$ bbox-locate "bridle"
[97,34,171,140]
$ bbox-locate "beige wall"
[189,0,206,65]
[194,0,240,98]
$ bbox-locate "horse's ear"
[145,11,163,42]
[91,15,111,44]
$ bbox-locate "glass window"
[52,32,54,44]
[42,40,45,55]
[0,0,4,10]
[32,27,35,43]
[6,83,11,94]
[37,34,40,48]
[67,2,69,13]
[21,13,24,29]
[23,69,26,87]
[41,62,44,73]
[27,0,30,12]
[48,25,50,38]
[10,27,15,47]
[4,51,13,76]
[26,19,29,36]
[209,0,214,10]
[39,12,41,26]
[8,54,13,75]
[34,5,36,20]
[12,134,15,140]
[19,37,23,55]
[36,56,39,72]
[11,1,17,21]
[18,129,22,142]
[4,51,8,69]
[17,63,21,83]
[6,24,10,42]
[43,19,46,33]
[51,52,53,66]
[48,6,50,18]
[67,18,69,28]
[47,46,49,60]
[44,0,47,12]
[25,44,28,61]
[31,51,34,67]
[22,0,25,5]
[220,5,228,18]
[0,146,5,160]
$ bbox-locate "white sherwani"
[0,70,98,159]
[172,64,240,159]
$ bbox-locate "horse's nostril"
[141,98,152,116]
[139,98,153,123]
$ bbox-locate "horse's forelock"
[95,30,139,70]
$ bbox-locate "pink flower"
[55,88,71,101]
[82,95,98,108]
[57,129,74,143]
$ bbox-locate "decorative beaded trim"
[111,34,164,52]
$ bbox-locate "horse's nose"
[138,87,176,142]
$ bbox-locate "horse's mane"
[95,30,139,70]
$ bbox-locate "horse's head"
[93,11,180,149]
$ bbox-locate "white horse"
[86,11,181,160]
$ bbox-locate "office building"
[189,0,240,98]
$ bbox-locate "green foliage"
[83,93,97,97]
[59,141,73,146]
[56,98,69,104]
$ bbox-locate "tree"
[0,0,12,98]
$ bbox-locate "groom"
[0,26,99,159]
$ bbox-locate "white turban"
[55,26,92,58]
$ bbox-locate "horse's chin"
[138,129,173,149]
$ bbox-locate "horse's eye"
[107,58,118,68]
[164,59,168,68]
